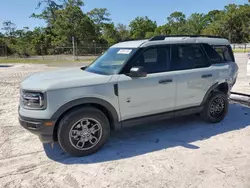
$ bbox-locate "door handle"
[159,79,173,84]
[201,74,212,78]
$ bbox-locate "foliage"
[129,16,157,39]
[1,1,250,57]
[116,23,130,41]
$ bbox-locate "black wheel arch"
[201,82,229,105]
[52,98,121,141]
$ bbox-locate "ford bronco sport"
[19,35,238,157]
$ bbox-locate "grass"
[0,58,95,65]
[233,49,250,53]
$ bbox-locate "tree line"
[1,0,250,57]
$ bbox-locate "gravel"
[0,54,249,188]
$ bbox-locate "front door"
[117,46,177,121]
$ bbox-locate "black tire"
[57,107,110,157]
[201,91,229,123]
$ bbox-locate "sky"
[0,0,249,30]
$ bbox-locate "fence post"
[5,44,7,59]
[75,41,78,60]
[72,36,76,60]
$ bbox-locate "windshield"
[86,47,137,75]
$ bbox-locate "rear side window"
[213,45,235,62]
[170,44,210,71]
[202,43,222,64]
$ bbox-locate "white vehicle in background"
[18,35,238,157]
[247,52,250,76]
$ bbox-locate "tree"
[51,2,96,46]
[1,21,16,37]
[2,1,250,57]
[129,16,157,39]
[185,13,208,34]
[102,23,120,45]
[116,23,130,41]
[31,0,64,26]
[87,8,111,26]
[154,25,170,35]
[166,11,187,34]
[205,10,223,24]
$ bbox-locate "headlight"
[21,90,46,110]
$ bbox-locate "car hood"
[21,67,112,91]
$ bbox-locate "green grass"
[233,49,250,53]
[0,58,95,65]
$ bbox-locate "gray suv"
[19,35,238,157]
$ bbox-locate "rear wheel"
[201,91,229,123]
[57,107,110,157]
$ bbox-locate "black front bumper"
[19,116,55,143]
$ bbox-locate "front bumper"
[19,115,55,143]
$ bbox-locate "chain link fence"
[231,43,250,52]
[0,43,109,61]
[1,42,250,60]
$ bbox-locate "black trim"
[121,106,203,127]
[118,48,143,74]
[114,84,119,96]
[159,79,172,84]
[201,83,219,105]
[19,115,54,143]
[51,97,121,130]
[201,74,213,78]
[149,35,224,41]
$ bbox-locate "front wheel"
[201,91,229,123]
[57,107,110,157]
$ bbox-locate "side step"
[229,92,250,106]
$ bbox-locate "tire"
[201,91,229,123]
[57,107,110,157]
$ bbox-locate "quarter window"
[213,45,234,62]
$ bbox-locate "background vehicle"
[19,35,238,157]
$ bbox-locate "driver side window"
[132,47,169,74]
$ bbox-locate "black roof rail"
[149,35,224,41]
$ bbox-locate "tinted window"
[143,48,157,63]
[202,44,223,64]
[132,47,169,74]
[213,45,234,62]
[171,44,210,71]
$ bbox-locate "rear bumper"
[19,115,55,143]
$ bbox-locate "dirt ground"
[0,54,250,188]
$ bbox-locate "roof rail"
[149,35,224,41]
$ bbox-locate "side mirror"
[129,66,147,78]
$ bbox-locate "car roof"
[111,36,230,48]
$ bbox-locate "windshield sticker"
[117,49,132,54]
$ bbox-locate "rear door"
[170,44,217,110]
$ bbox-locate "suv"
[19,35,238,157]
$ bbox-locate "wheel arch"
[201,82,229,105]
[52,98,121,141]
